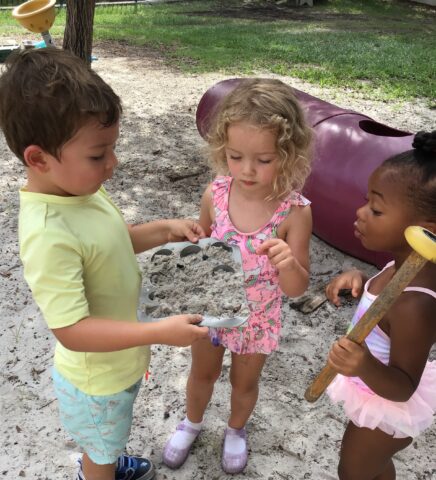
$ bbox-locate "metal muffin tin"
[139,238,249,328]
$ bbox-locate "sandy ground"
[0,43,435,480]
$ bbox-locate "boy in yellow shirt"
[0,48,208,480]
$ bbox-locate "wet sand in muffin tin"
[142,241,249,320]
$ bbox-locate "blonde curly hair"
[206,78,313,199]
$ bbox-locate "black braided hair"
[382,130,436,219]
[413,130,436,154]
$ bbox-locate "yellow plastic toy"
[405,226,436,263]
[12,0,56,47]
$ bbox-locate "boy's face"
[43,118,119,196]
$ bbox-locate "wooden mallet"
[305,226,436,403]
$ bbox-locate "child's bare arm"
[382,293,435,400]
[52,314,209,352]
[326,269,367,306]
[198,184,214,236]
[329,293,435,401]
[128,219,205,254]
[328,337,411,401]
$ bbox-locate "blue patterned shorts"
[52,368,141,464]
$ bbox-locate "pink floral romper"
[209,176,311,355]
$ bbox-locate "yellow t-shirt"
[19,187,150,395]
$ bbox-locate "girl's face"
[225,122,279,197]
[355,168,417,254]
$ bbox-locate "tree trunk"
[62,0,96,64]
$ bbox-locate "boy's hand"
[325,269,365,306]
[256,238,298,272]
[157,314,209,346]
[166,219,206,243]
[328,336,372,377]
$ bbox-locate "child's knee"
[190,369,221,385]
[230,377,259,395]
[338,460,360,480]
[338,462,349,480]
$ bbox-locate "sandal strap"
[225,427,246,439]
[176,422,201,436]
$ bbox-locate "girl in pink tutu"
[325,130,436,480]
[163,78,313,473]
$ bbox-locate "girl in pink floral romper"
[209,176,310,354]
[163,78,313,474]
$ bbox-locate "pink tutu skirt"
[327,360,436,438]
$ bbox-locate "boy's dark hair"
[0,48,122,165]
[383,130,436,220]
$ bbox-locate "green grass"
[1,0,435,103]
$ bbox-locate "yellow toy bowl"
[405,226,436,263]
[12,0,56,34]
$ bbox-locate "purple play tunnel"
[196,79,414,268]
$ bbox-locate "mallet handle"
[304,250,427,403]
